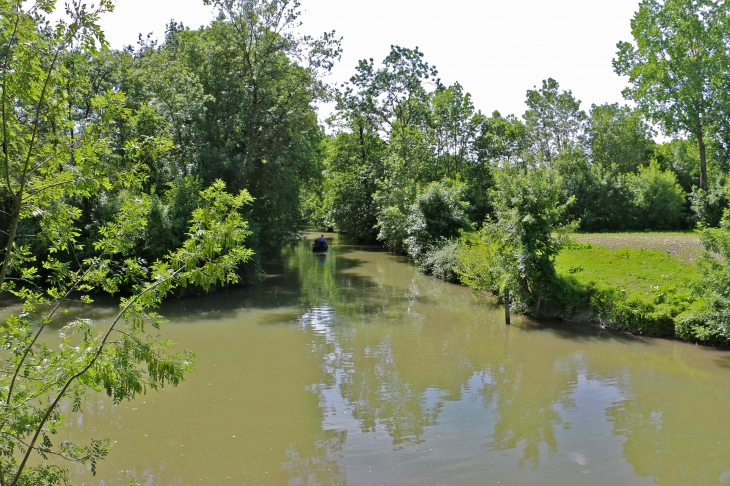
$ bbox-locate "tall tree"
[0,2,255,483]
[177,0,342,251]
[588,103,655,173]
[344,45,439,148]
[429,82,478,178]
[522,78,587,166]
[614,0,729,190]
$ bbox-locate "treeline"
[1,0,341,288]
[310,58,728,245]
[3,0,730,344]
[305,0,730,345]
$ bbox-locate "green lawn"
[554,238,703,335]
[556,243,700,299]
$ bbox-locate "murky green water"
[49,232,730,484]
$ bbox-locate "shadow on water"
[715,355,730,369]
[517,316,655,346]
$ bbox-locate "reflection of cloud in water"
[298,305,336,339]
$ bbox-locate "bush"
[486,165,573,307]
[376,205,409,253]
[628,161,686,230]
[575,164,636,231]
[404,180,471,261]
[589,286,676,335]
[677,215,730,344]
[455,232,500,293]
[420,240,461,283]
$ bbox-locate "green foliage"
[0,178,253,485]
[689,184,728,228]
[454,232,501,293]
[420,240,461,283]
[523,78,587,166]
[614,0,730,189]
[628,161,686,230]
[572,164,636,231]
[345,45,437,139]
[678,215,730,344]
[313,128,386,240]
[474,165,574,310]
[652,139,700,194]
[429,83,481,180]
[404,180,471,261]
[0,2,258,482]
[588,103,655,173]
[375,205,409,254]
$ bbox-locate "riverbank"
[552,241,701,336]
[427,231,715,343]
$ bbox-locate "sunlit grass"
[556,242,700,304]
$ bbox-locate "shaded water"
[53,232,730,485]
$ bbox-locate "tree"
[429,83,478,179]
[317,127,386,241]
[345,45,438,142]
[614,0,730,190]
[588,103,655,173]
[1,0,113,287]
[170,0,342,253]
[0,3,255,483]
[474,111,528,166]
[522,78,587,166]
[486,165,573,308]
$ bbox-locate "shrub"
[486,165,574,307]
[589,286,676,335]
[576,164,636,231]
[404,180,471,261]
[628,161,686,230]
[455,232,500,293]
[677,214,730,344]
[421,240,461,283]
[376,205,409,253]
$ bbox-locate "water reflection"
[56,232,730,485]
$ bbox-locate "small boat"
[312,240,328,252]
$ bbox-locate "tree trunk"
[0,197,20,287]
[698,125,707,190]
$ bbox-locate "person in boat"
[312,235,328,252]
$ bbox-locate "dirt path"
[571,232,703,264]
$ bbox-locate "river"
[51,231,730,485]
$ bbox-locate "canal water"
[56,232,730,485]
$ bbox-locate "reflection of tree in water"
[284,241,343,308]
[292,246,584,459]
[337,331,442,448]
[480,355,577,468]
[281,429,347,486]
[598,348,730,486]
[289,236,730,482]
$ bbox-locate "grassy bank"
[553,241,700,335]
[446,231,707,339]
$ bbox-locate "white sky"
[94,0,641,119]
